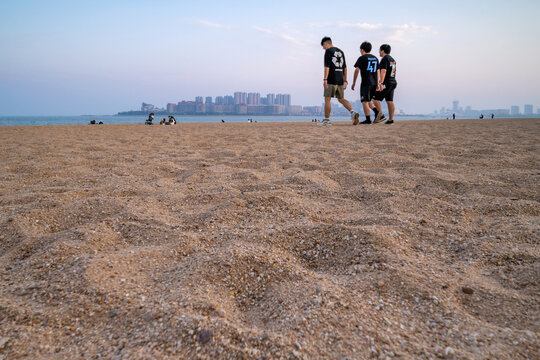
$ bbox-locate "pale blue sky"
[1,0,539,115]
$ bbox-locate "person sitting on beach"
[90,120,96,125]
[160,118,167,125]
[98,120,103,124]
[168,115,177,125]
[145,113,154,125]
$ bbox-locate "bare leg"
[338,98,352,112]
[362,102,370,116]
[324,97,331,118]
[372,100,382,113]
[387,101,395,120]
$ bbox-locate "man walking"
[373,44,397,124]
[352,42,380,125]
[320,37,360,125]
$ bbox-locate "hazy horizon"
[1,0,539,116]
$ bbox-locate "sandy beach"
[0,118,538,359]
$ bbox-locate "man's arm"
[343,66,348,89]
[379,69,387,84]
[377,69,386,92]
[351,68,360,91]
[378,58,387,91]
[324,67,330,89]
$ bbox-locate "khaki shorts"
[324,84,344,99]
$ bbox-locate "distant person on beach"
[491,113,494,119]
[373,43,397,125]
[89,120,96,125]
[453,113,456,120]
[145,113,154,125]
[320,37,360,126]
[168,115,177,125]
[98,120,103,124]
[352,41,381,125]
[160,118,166,125]
[480,114,484,119]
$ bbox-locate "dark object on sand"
[89,120,96,125]
[98,120,103,125]
[221,119,225,123]
[461,287,474,295]
[145,113,154,125]
[198,329,212,344]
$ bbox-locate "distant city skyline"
[434,101,538,117]
[1,1,539,115]
[127,91,322,116]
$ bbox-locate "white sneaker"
[351,111,360,125]
[318,119,331,126]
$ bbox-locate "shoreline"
[1,117,539,128]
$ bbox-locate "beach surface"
[0,119,538,359]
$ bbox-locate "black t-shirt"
[354,54,379,86]
[324,47,346,85]
[379,55,397,84]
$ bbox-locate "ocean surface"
[0,114,443,126]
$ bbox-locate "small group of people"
[481,113,495,119]
[160,116,177,125]
[145,113,176,125]
[89,120,103,125]
[320,37,397,126]
[450,113,494,120]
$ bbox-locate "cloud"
[190,19,230,29]
[252,26,311,46]
[338,22,384,31]
[337,22,436,44]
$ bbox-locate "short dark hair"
[380,44,391,54]
[360,41,372,53]
[321,37,332,46]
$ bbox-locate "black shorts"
[374,82,397,102]
[360,84,376,102]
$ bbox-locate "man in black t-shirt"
[320,37,360,126]
[373,44,397,124]
[352,41,381,125]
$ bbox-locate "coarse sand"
[0,119,538,359]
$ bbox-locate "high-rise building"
[225,95,235,105]
[195,96,203,103]
[452,100,459,112]
[177,101,197,113]
[141,102,154,112]
[266,93,275,105]
[234,92,247,105]
[524,104,533,115]
[510,105,520,115]
[166,103,176,113]
[247,92,261,105]
[205,96,213,104]
[276,94,291,106]
[215,96,224,105]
